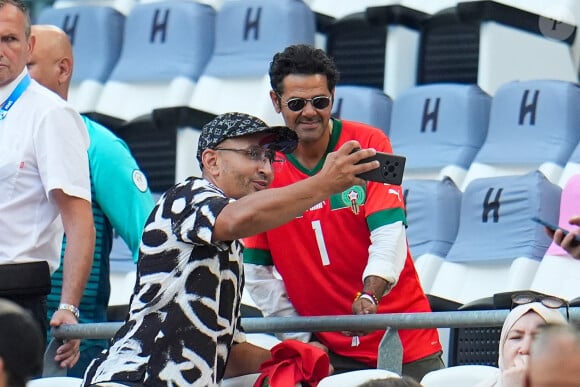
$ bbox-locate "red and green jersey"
[243,119,441,366]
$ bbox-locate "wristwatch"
[58,303,80,320]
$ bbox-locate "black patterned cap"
[197,112,298,164]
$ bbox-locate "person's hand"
[501,355,528,387]
[341,297,378,337]
[50,309,81,368]
[316,140,379,194]
[547,215,580,259]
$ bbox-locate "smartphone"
[531,216,580,244]
[354,150,406,185]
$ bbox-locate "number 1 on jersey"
[312,220,330,266]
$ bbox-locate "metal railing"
[45,307,579,377]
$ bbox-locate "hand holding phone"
[531,216,580,245]
[351,149,406,185]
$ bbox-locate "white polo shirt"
[0,69,91,272]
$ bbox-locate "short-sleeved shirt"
[83,177,246,387]
[0,69,90,271]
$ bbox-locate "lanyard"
[0,74,30,120]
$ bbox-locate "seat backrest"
[95,1,216,121]
[417,1,578,95]
[27,377,84,387]
[318,369,401,387]
[323,3,429,98]
[462,80,580,190]
[404,178,461,259]
[429,171,561,304]
[332,85,392,134]
[390,83,490,188]
[403,178,462,293]
[37,5,125,113]
[421,365,499,387]
[52,0,136,15]
[189,0,315,125]
[530,174,580,300]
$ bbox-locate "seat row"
[405,172,580,307]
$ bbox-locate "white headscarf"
[475,302,567,387]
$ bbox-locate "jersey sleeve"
[85,117,155,261]
[242,232,273,266]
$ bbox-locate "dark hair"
[0,299,43,387]
[0,0,31,38]
[268,44,340,95]
[358,376,423,387]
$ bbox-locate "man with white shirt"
[0,0,94,370]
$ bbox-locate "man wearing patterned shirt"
[82,112,380,386]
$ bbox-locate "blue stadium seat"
[390,83,490,188]
[417,1,578,95]
[52,0,136,15]
[403,178,461,293]
[462,79,580,190]
[332,85,392,134]
[428,171,561,310]
[87,1,215,193]
[37,5,125,113]
[187,0,315,126]
[92,0,215,124]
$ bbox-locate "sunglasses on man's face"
[277,94,332,112]
[511,292,570,321]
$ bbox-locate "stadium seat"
[321,3,429,99]
[36,5,125,113]
[421,364,498,387]
[332,85,392,134]
[390,83,490,188]
[527,174,580,301]
[403,178,462,293]
[186,0,315,126]
[428,171,561,310]
[52,0,136,15]
[88,1,215,193]
[27,377,84,387]
[417,1,578,95]
[318,369,401,387]
[91,0,215,126]
[462,79,580,191]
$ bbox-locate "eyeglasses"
[213,146,282,164]
[277,94,332,112]
[511,292,569,321]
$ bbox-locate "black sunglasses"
[511,292,569,321]
[277,93,332,112]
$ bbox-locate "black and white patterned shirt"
[83,177,246,387]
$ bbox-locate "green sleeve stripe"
[367,208,407,231]
[243,248,274,266]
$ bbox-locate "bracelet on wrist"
[355,291,379,305]
[58,303,80,320]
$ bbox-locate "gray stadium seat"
[462,79,580,190]
[390,83,491,188]
[403,178,462,293]
[37,4,125,113]
[332,85,392,134]
[417,1,578,95]
[428,171,561,310]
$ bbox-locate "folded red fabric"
[253,339,330,387]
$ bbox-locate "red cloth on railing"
[253,339,330,387]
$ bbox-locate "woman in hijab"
[476,300,567,387]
